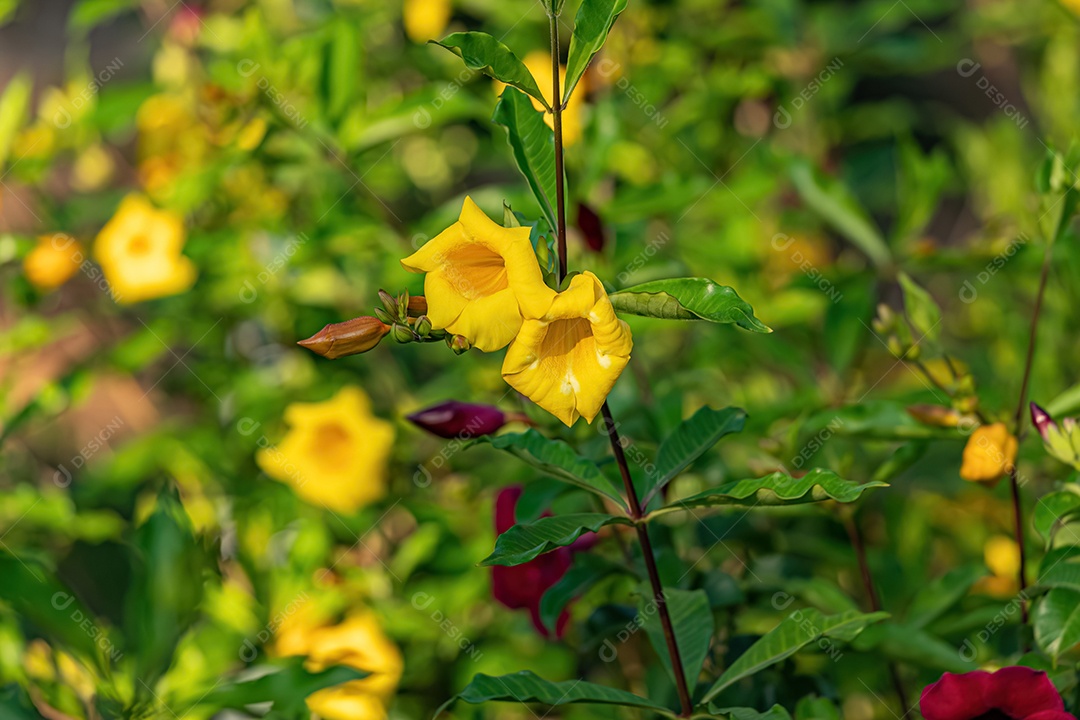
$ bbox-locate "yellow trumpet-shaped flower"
[401,196,555,352]
[256,387,395,514]
[502,271,632,426]
[24,234,83,290]
[960,423,1018,485]
[274,604,403,720]
[94,195,197,303]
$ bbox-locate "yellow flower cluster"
[402,197,632,426]
[256,387,395,513]
[274,602,403,720]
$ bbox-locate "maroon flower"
[407,400,510,439]
[576,202,607,253]
[491,487,573,638]
[920,667,1074,720]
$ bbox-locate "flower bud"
[297,317,390,359]
[407,295,428,317]
[407,400,508,439]
[576,201,606,253]
[392,324,416,343]
[449,334,471,355]
[373,306,395,324]
[907,404,960,428]
[378,289,400,318]
[1030,402,1057,442]
[415,315,433,338]
[1030,402,1080,470]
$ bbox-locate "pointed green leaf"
[200,659,367,715]
[433,32,549,110]
[562,0,628,104]
[470,430,626,508]
[610,278,770,332]
[852,622,975,672]
[701,609,888,702]
[491,87,558,233]
[655,469,886,517]
[481,513,630,566]
[905,565,987,629]
[642,406,747,505]
[788,158,892,269]
[1034,490,1080,544]
[1034,588,1080,660]
[539,553,627,633]
[639,586,713,694]
[436,671,671,716]
[898,272,942,343]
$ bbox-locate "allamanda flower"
[256,386,395,513]
[401,196,554,352]
[274,603,402,720]
[502,271,632,426]
[94,195,197,303]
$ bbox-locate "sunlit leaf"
[898,272,942,343]
[491,87,558,233]
[563,0,628,104]
[1034,588,1080,661]
[434,32,549,109]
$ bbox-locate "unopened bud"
[374,306,395,324]
[392,324,416,343]
[297,317,390,359]
[407,296,428,317]
[407,400,508,439]
[907,404,960,428]
[379,289,399,318]
[415,315,433,338]
[576,201,606,253]
[449,335,471,355]
[887,336,905,358]
[1030,402,1057,442]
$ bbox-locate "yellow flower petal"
[502,271,632,426]
[401,196,555,352]
[24,234,84,290]
[960,423,1018,485]
[256,387,394,513]
[403,0,451,43]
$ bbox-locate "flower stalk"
[548,13,693,717]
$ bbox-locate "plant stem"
[602,404,695,717]
[843,513,909,715]
[1008,241,1053,632]
[547,15,692,716]
[549,13,568,282]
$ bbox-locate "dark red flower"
[407,400,509,439]
[576,202,607,253]
[920,667,1074,720]
[491,487,573,638]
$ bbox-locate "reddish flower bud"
[297,316,390,359]
[576,201,606,253]
[1031,402,1058,442]
[907,404,960,428]
[407,400,507,439]
[407,295,428,317]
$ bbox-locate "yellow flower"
[960,423,1018,485]
[401,196,555,352]
[274,604,402,720]
[24,234,83,290]
[72,144,115,192]
[94,195,197,303]
[255,387,395,513]
[974,535,1020,597]
[521,50,584,146]
[403,0,451,43]
[1063,0,1080,15]
[502,271,632,426]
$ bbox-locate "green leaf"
[0,73,30,172]
[1034,490,1080,544]
[905,565,986,629]
[712,706,794,720]
[0,554,113,674]
[639,586,713,694]
[491,87,559,233]
[434,32,550,110]
[481,513,630,566]
[125,489,207,691]
[897,272,942,343]
[656,469,886,516]
[68,0,136,32]
[805,401,959,441]
[539,553,626,633]
[852,622,975,672]
[795,696,841,720]
[870,441,928,484]
[1034,588,1080,660]
[436,671,671,716]
[788,158,892,269]
[642,406,747,505]
[470,430,626,508]
[701,609,888,702]
[562,0,628,104]
[1036,561,1080,594]
[199,659,367,715]
[610,278,770,332]
[324,18,360,121]
[0,0,19,26]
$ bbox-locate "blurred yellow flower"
[94,195,197,303]
[275,604,402,720]
[496,51,584,145]
[24,234,83,290]
[974,535,1020,597]
[1062,0,1080,15]
[401,196,555,352]
[256,387,395,513]
[960,423,1017,485]
[403,0,451,43]
[502,271,632,426]
[72,144,116,192]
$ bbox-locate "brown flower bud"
[407,295,428,317]
[906,404,960,428]
[297,317,390,359]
